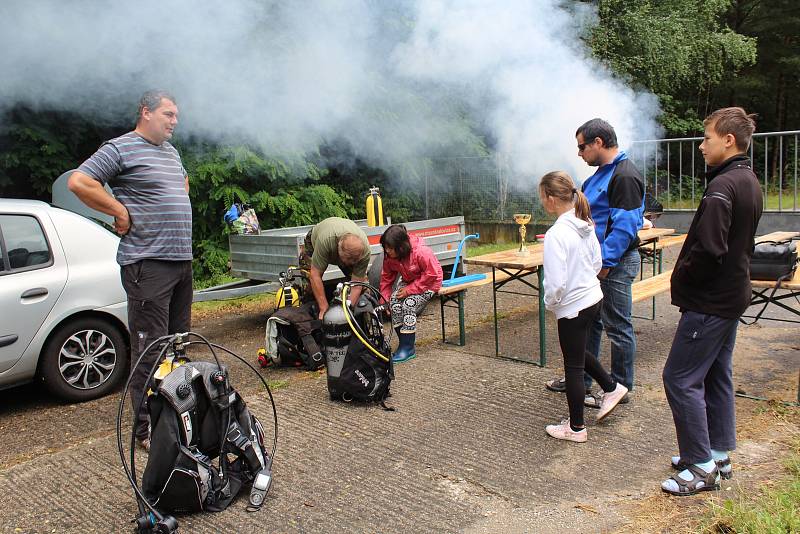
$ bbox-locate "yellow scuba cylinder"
[275,269,301,308]
[366,186,384,227]
[275,284,300,308]
[147,336,189,396]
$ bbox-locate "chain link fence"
[407,154,543,223]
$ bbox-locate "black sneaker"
[545,377,591,395]
[545,377,567,392]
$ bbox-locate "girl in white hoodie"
[540,171,628,442]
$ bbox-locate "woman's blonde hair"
[539,170,593,224]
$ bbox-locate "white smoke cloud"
[393,0,661,180]
[0,0,660,182]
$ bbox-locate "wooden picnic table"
[464,228,677,366]
[464,246,547,365]
[743,230,800,324]
[755,231,799,244]
[638,227,675,244]
[744,230,800,402]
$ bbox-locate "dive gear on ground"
[323,282,394,406]
[117,333,278,534]
[264,301,326,370]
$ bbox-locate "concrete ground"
[1,258,798,533]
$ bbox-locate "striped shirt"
[77,132,192,265]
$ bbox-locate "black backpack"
[324,291,394,406]
[750,240,798,281]
[264,302,326,370]
[141,361,272,513]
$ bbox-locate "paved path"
[1,289,797,533]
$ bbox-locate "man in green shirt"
[301,217,371,319]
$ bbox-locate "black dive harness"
[116,332,278,533]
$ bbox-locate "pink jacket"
[380,234,443,302]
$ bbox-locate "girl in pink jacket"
[380,225,443,363]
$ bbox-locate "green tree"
[0,107,116,198]
[587,0,757,134]
[180,143,356,284]
[720,0,800,133]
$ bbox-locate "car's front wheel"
[40,317,128,402]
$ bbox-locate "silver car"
[0,199,129,401]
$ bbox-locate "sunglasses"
[577,139,594,151]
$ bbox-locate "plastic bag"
[225,203,261,235]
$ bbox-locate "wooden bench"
[652,234,687,250]
[438,270,514,346]
[632,269,673,304]
[737,230,799,324]
[639,234,686,272]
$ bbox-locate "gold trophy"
[513,213,532,256]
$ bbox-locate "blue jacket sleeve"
[602,161,644,268]
[603,207,642,267]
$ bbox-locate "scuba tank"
[322,282,393,405]
[275,269,302,309]
[322,288,351,379]
[275,283,299,308]
[146,335,189,396]
[366,186,384,227]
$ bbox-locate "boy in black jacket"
[661,108,762,496]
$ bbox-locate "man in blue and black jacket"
[545,119,644,404]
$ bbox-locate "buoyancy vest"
[141,361,272,513]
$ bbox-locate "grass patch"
[267,379,290,391]
[193,273,240,290]
[192,292,274,315]
[663,193,799,211]
[701,438,800,534]
[466,242,520,256]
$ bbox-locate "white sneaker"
[545,419,587,443]
[596,383,629,421]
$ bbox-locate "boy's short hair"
[704,107,757,152]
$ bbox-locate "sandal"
[661,464,720,496]
[672,456,732,480]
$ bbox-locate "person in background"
[539,171,628,442]
[545,119,644,411]
[299,217,371,319]
[379,224,443,363]
[642,193,664,230]
[661,107,762,495]
[68,90,191,453]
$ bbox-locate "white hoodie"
[542,209,604,319]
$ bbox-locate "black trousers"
[121,259,193,439]
[662,310,738,464]
[557,300,615,427]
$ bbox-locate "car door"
[0,212,68,373]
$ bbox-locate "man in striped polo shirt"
[68,90,192,452]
